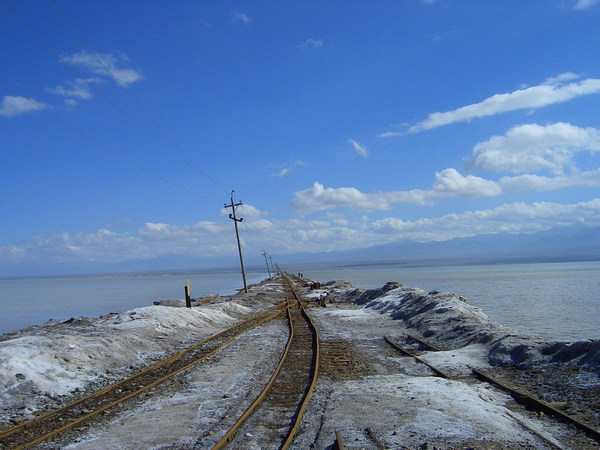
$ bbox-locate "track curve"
[213,273,320,449]
[0,303,286,449]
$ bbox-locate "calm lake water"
[302,261,600,342]
[1,261,598,341]
[0,269,266,336]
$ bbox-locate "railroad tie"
[263,423,291,430]
[275,381,307,388]
[268,389,304,396]
[268,398,301,406]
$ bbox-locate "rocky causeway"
[1,275,599,449]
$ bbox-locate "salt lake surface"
[302,260,600,342]
[0,269,266,336]
[1,261,598,341]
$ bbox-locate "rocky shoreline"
[317,280,600,445]
[1,276,599,448]
[323,279,600,370]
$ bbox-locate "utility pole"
[224,191,248,293]
[269,255,275,275]
[262,250,272,278]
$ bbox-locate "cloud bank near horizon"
[2,198,600,273]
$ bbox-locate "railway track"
[212,273,320,449]
[0,300,288,449]
[385,334,600,447]
[6,274,595,448]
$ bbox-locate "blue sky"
[2,0,600,276]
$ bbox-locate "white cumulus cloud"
[432,168,502,197]
[220,203,263,220]
[291,159,600,215]
[291,182,398,214]
[290,174,501,214]
[469,122,600,175]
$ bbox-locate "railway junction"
[0,274,599,449]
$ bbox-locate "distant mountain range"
[276,224,600,268]
[7,224,598,278]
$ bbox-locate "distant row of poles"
[261,250,276,278]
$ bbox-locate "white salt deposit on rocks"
[0,299,257,422]
[1,276,598,449]
[319,281,600,372]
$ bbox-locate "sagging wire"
[0,78,214,201]
[43,0,230,195]
[0,1,228,200]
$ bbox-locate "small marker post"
[185,279,191,308]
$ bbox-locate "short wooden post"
[335,430,345,450]
[185,284,192,308]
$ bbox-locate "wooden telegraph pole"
[262,249,272,278]
[224,191,248,293]
[269,254,276,275]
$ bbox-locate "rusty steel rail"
[212,299,296,449]
[387,335,600,445]
[0,302,287,449]
[213,273,320,449]
[473,368,600,444]
[407,334,446,351]
[384,336,452,379]
[283,274,321,449]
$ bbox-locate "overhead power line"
[0,2,163,152]
[0,78,214,201]
[42,0,230,195]
[0,1,229,198]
